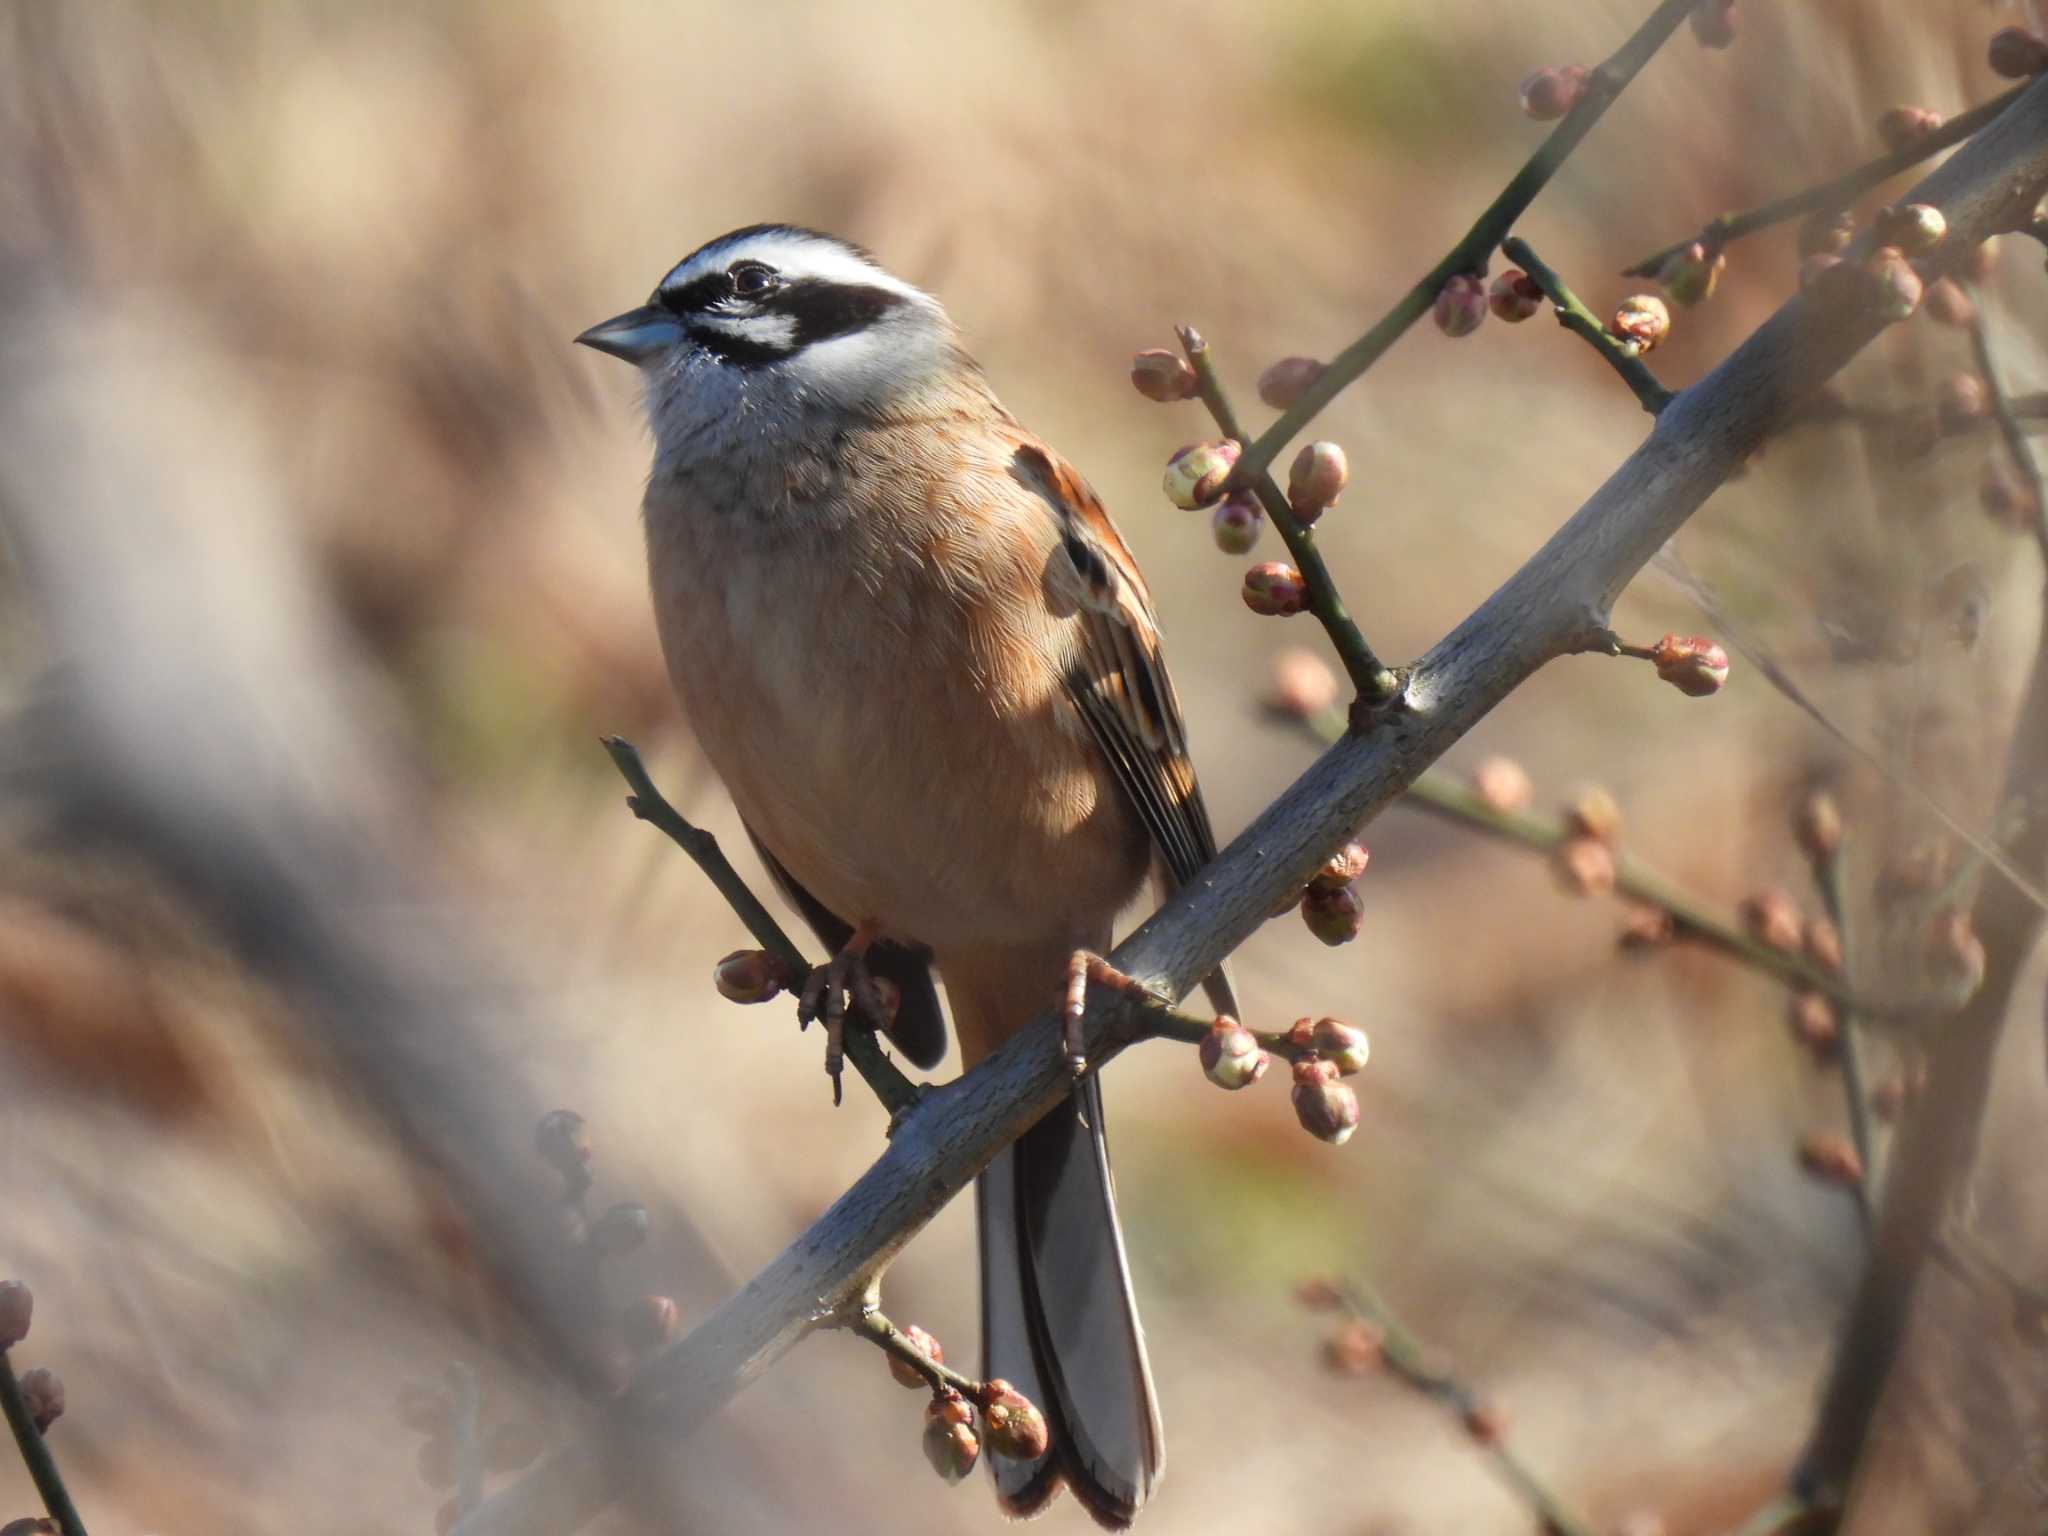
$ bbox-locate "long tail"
[977,1074,1162,1528]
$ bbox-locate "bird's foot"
[1062,950,1164,1077]
[798,921,890,1103]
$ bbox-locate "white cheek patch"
[696,312,799,351]
[780,320,938,407]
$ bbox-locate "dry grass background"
[0,1,2042,1531]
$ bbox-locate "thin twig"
[853,1309,988,1404]
[1623,83,2030,278]
[1503,237,1673,414]
[1232,0,1702,486]
[0,1352,87,1536]
[1178,325,1399,704]
[1965,284,2048,559]
[1811,840,1877,1231]
[601,736,921,1117]
[1336,1282,1599,1536]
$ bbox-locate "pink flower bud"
[1290,1058,1361,1145]
[1804,916,1844,974]
[19,1367,62,1434]
[1611,294,1672,354]
[1618,905,1675,948]
[1130,348,1199,403]
[1939,372,1989,431]
[1324,1319,1385,1373]
[1433,274,1487,338]
[1989,26,2048,78]
[1258,356,1328,410]
[623,1293,680,1352]
[1199,1016,1269,1091]
[1874,203,1946,256]
[886,1323,944,1388]
[1553,836,1617,897]
[1294,1276,1345,1310]
[1301,882,1365,946]
[1799,1132,1863,1187]
[1565,786,1623,843]
[1923,276,1975,328]
[0,1281,29,1351]
[1876,105,1944,152]
[1518,64,1589,121]
[1242,562,1309,617]
[1266,647,1338,719]
[1163,439,1242,510]
[1650,633,1730,696]
[1794,789,1843,861]
[1798,209,1857,258]
[1308,1016,1370,1075]
[1690,0,1738,48]
[1658,242,1725,307]
[590,1201,651,1256]
[715,948,786,1004]
[1860,245,1922,321]
[1287,441,1349,524]
[1310,842,1371,892]
[982,1379,1051,1460]
[1211,491,1263,554]
[1790,991,1839,1054]
[1488,269,1544,322]
[923,1392,980,1483]
[1741,889,1804,952]
[1462,1400,1509,1446]
[1472,756,1534,814]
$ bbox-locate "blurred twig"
[1623,83,2030,277]
[1965,284,2048,557]
[0,1351,86,1536]
[1503,236,1673,414]
[1808,838,1878,1231]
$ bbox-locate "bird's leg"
[798,920,889,1101]
[1063,950,1164,1077]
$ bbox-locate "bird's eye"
[728,261,777,299]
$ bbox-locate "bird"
[577,224,1237,1528]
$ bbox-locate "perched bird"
[579,225,1235,1527]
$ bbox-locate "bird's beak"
[574,304,685,365]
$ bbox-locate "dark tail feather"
[979,1078,1162,1529]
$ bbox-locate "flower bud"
[1793,789,1843,861]
[1552,835,1617,897]
[1301,881,1365,946]
[1310,842,1371,893]
[1649,633,1730,696]
[1804,915,1844,975]
[1866,245,1923,321]
[1163,439,1241,510]
[0,1281,30,1351]
[1982,471,2040,532]
[1518,64,1589,121]
[1472,756,1534,814]
[1290,1058,1361,1145]
[1433,274,1487,338]
[1989,26,2048,78]
[982,1379,1051,1460]
[1798,209,1856,259]
[1488,269,1544,322]
[888,1324,945,1389]
[714,948,786,1004]
[1266,647,1337,719]
[1925,906,1986,1000]
[1462,1400,1508,1446]
[534,1109,592,1181]
[397,1380,455,1438]
[923,1393,981,1483]
[485,1419,549,1474]
[1611,294,1671,354]
[622,1293,680,1352]
[1798,1131,1863,1187]
[1294,1275,1345,1310]
[1308,1016,1370,1075]
[1876,105,1944,152]
[1939,372,1989,431]
[1618,905,1675,949]
[1287,441,1349,524]
[1790,991,1839,1054]
[1564,786,1623,843]
[1211,492,1263,554]
[1690,0,1738,49]
[1199,1016,1269,1090]
[1242,562,1308,617]
[1657,242,1725,307]
[1258,355,1327,410]
[1130,348,1198,403]
[1324,1318,1385,1374]
[1873,203,1945,256]
[1741,889,1804,953]
[1920,276,1973,329]
[19,1367,62,1434]
[590,1201,651,1256]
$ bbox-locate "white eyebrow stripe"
[657,233,931,308]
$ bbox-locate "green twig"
[1811,841,1877,1231]
[1337,1282,1598,1536]
[853,1309,989,1405]
[1623,83,2029,278]
[1233,0,1701,486]
[601,737,920,1117]
[1178,325,1399,706]
[1502,237,1673,414]
[0,1352,87,1536]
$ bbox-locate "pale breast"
[642,426,1150,952]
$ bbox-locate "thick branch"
[452,72,2048,1536]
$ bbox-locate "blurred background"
[0,1,2043,1531]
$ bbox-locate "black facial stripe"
[656,271,728,315]
[685,324,790,367]
[769,280,905,346]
